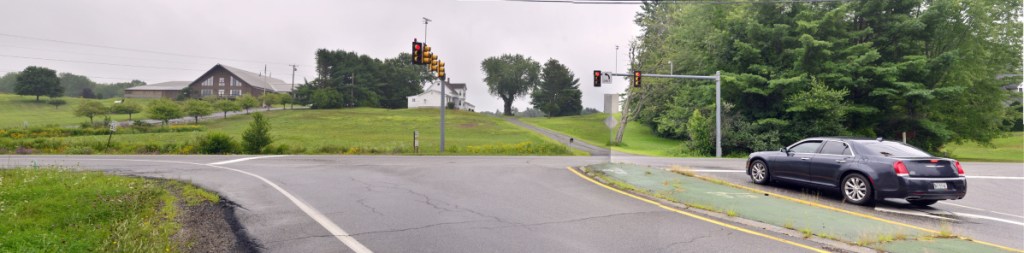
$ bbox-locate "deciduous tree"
[481,54,540,116]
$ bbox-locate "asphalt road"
[613,156,1024,249]
[2,155,830,253]
[503,118,613,157]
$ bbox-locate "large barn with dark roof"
[125,64,293,99]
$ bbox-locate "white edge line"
[965,175,1024,180]
[954,212,1024,227]
[989,211,1024,220]
[204,163,373,253]
[209,155,289,165]
[3,157,372,253]
[937,201,986,211]
[874,207,957,221]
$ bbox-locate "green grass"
[0,93,153,128]
[942,132,1023,162]
[53,108,580,155]
[0,168,218,252]
[520,113,684,156]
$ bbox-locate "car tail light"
[894,161,909,176]
[954,160,965,176]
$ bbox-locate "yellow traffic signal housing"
[423,46,433,64]
[632,71,642,88]
[430,61,439,72]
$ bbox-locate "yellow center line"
[565,166,829,253]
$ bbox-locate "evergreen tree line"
[627,0,1022,154]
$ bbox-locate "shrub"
[196,132,238,154]
[241,113,272,154]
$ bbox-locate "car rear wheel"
[907,199,938,207]
[841,174,873,206]
[749,160,770,185]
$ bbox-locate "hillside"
[0,93,150,128]
[520,113,683,157]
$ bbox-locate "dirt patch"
[172,193,258,252]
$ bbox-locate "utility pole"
[423,17,432,44]
[440,78,446,153]
[615,45,619,73]
[289,64,296,109]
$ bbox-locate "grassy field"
[49,108,581,155]
[0,93,153,128]
[521,113,684,156]
[942,132,1023,162]
[0,168,219,252]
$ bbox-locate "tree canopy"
[481,54,540,116]
[630,0,1022,154]
[530,59,582,117]
[15,66,62,101]
[294,50,429,109]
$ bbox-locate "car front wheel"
[749,160,770,185]
[841,173,873,206]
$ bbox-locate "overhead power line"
[498,0,849,4]
[0,32,305,67]
[0,54,203,71]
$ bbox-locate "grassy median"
[0,168,221,252]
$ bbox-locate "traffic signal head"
[632,71,642,88]
[411,41,423,64]
[430,60,439,72]
[423,45,433,64]
[593,70,601,87]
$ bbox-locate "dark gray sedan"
[746,137,967,206]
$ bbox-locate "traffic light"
[438,62,446,79]
[593,70,601,87]
[430,60,439,72]
[422,45,433,65]
[411,40,423,64]
[632,71,642,88]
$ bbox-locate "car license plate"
[933,182,948,190]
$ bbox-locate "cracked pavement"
[3,155,828,252]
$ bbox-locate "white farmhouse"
[407,82,475,111]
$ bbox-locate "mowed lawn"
[0,93,152,128]
[943,132,1024,162]
[521,113,683,156]
[59,108,579,155]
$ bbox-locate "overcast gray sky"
[0,0,641,112]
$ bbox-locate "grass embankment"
[520,113,683,156]
[18,108,580,156]
[0,94,151,128]
[582,163,1017,253]
[0,168,220,252]
[942,132,1023,163]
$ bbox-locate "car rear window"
[858,141,932,157]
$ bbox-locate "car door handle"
[800,157,810,160]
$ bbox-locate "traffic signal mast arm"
[601,72,717,80]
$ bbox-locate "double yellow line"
[565,166,829,253]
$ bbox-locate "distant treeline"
[0,71,145,99]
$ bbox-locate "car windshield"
[858,141,932,157]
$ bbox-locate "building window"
[217,89,225,96]
[231,77,242,86]
[412,98,416,102]
[202,78,213,86]
[230,89,241,96]
[219,77,225,86]
[201,89,212,96]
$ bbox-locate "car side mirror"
[780,147,788,153]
